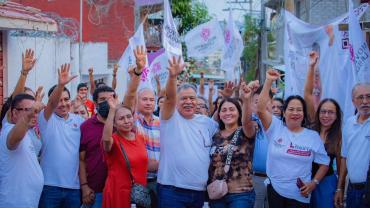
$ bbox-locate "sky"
[202,0,262,23]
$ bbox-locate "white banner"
[149,50,169,94]
[119,23,152,89]
[162,0,182,57]
[349,2,370,83]
[221,11,244,72]
[284,5,368,120]
[184,19,224,58]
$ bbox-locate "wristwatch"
[313,179,320,185]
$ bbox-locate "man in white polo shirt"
[0,93,44,207]
[157,57,219,207]
[335,83,370,207]
[38,64,83,208]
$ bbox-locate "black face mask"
[97,100,110,118]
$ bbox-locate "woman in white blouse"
[257,69,330,208]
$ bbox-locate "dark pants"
[267,184,308,208]
[39,185,81,208]
[157,183,205,208]
[147,179,158,208]
[209,191,256,208]
[346,182,367,208]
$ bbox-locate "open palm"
[58,63,77,86]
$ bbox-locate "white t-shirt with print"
[38,111,84,189]
[265,116,330,203]
[0,122,44,208]
[158,110,219,191]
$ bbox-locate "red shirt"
[80,115,107,193]
[103,133,148,208]
[84,99,95,117]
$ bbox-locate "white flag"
[149,50,169,94]
[184,19,224,58]
[221,11,244,72]
[162,0,182,57]
[119,22,152,89]
[349,2,370,83]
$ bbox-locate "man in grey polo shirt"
[335,83,370,207]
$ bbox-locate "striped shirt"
[135,113,160,178]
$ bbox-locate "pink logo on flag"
[201,28,211,41]
[141,67,150,81]
[349,43,355,62]
[225,30,231,44]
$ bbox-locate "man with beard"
[335,83,370,207]
[0,93,44,207]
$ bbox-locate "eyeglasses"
[15,107,32,112]
[355,94,370,102]
[319,110,336,116]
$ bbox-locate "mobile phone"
[296,178,305,189]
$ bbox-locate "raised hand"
[167,56,185,78]
[134,45,147,72]
[107,96,119,110]
[266,69,280,82]
[35,86,45,103]
[247,80,260,93]
[58,63,77,86]
[240,82,252,101]
[209,79,215,93]
[127,65,136,79]
[22,49,36,74]
[309,51,319,68]
[88,68,94,75]
[218,81,235,98]
[113,64,118,76]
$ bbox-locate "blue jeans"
[157,183,205,208]
[311,174,337,208]
[39,185,81,208]
[209,191,256,208]
[80,192,103,208]
[346,183,367,208]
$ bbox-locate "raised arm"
[111,64,118,90]
[304,51,319,122]
[161,56,185,120]
[257,69,280,130]
[7,91,44,150]
[44,64,77,121]
[154,74,161,96]
[122,46,147,111]
[208,79,215,114]
[88,68,96,96]
[199,72,205,96]
[101,97,118,152]
[13,49,36,97]
[240,82,256,138]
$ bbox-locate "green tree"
[242,15,261,81]
[171,0,211,35]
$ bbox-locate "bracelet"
[21,70,28,76]
[134,68,142,76]
[335,188,342,192]
[80,183,88,187]
[313,179,320,185]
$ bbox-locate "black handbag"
[119,142,151,208]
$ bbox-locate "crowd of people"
[0,47,369,208]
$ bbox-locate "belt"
[253,172,267,177]
[350,182,366,190]
[147,177,157,183]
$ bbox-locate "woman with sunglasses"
[304,51,342,208]
[257,69,329,208]
[207,83,257,207]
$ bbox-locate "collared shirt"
[135,113,160,178]
[252,114,268,174]
[341,115,370,183]
[80,115,107,193]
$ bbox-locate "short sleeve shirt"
[38,111,84,189]
[0,122,44,207]
[265,116,330,203]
